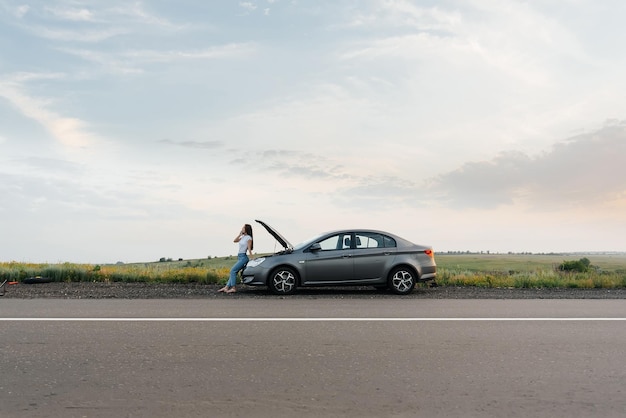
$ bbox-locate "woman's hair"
[244,224,253,250]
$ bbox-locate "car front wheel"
[388,267,416,295]
[268,267,298,295]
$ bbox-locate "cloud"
[239,2,257,13]
[58,42,254,75]
[247,149,350,181]
[431,123,626,210]
[45,6,96,22]
[14,5,30,18]
[266,160,346,181]
[0,171,108,218]
[340,2,582,88]
[7,156,83,175]
[26,25,127,42]
[8,2,184,44]
[0,74,97,148]
[343,1,461,32]
[0,162,202,223]
[310,123,626,216]
[109,2,181,28]
[159,139,223,149]
[122,43,255,62]
[336,176,425,209]
[56,48,143,74]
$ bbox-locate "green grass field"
[436,253,626,273]
[435,253,626,288]
[2,253,626,289]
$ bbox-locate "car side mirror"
[309,243,322,252]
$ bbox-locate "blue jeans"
[228,253,248,287]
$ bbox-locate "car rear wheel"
[388,267,416,295]
[268,267,298,295]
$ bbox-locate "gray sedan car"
[242,220,437,295]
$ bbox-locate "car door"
[352,232,396,282]
[303,232,354,284]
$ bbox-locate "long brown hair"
[244,224,253,250]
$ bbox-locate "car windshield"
[292,233,327,251]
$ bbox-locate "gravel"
[2,281,626,299]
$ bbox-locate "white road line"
[1,317,626,321]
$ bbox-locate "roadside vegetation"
[0,258,233,285]
[435,253,626,289]
[1,253,625,289]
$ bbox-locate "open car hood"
[255,219,293,251]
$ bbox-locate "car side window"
[355,233,384,249]
[383,235,397,248]
[318,234,352,250]
[318,235,338,250]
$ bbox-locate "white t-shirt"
[238,235,252,254]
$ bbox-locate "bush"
[558,258,591,273]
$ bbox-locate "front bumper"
[241,263,271,286]
[242,273,266,286]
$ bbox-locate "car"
[242,220,437,295]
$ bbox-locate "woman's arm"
[233,227,246,243]
[247,239,254,259]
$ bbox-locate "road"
[1,299,626,417]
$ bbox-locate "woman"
[219,224,254,293]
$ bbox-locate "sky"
[1,0,625,264]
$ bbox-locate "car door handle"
[383,252,392,256]
[342,254,352,258]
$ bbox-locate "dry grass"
[2,253,625,288]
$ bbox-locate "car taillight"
[424,249,434,258]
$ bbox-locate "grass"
[0,258,233,285]
[435,253,626,289]
[436,253,626,272]
[2,253,626,289]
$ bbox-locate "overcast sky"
[1,0,625,263]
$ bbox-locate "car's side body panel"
[352,247,394,281]
[302,248,354,284]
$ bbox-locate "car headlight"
[247,257,265,268]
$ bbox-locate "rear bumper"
[419,264,437,281]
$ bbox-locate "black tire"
[23,276,53,284]
[268,267,298,295]
[388,267,416,295]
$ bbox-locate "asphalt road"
[2,299,626,417]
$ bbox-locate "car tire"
[23,276,53,284]
[388,267,416,295]
[268,267,298,295]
